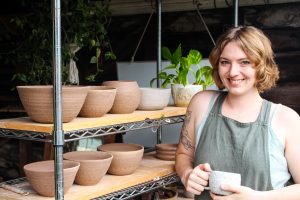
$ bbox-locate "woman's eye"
[241,60,251,65]
[220,60,230,66]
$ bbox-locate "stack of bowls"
[155,143,178,161]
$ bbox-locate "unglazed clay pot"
[79,86,117,117]
[97,143,144,175]
[63,151,113,185]
[138,88,171,110]
[155,143,177,161]
[101,80,141,114]
[17,85,88,123]
[23,160,80,197]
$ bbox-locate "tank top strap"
[210,91,228,114]
[257,100,272,125]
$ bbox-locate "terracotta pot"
[79,86,117,117]
[102,81,141,114]
[138,88,171,110]
[63,151,113,185]
[155,143,178,152]
[23,160,80,197]
[155,143,177,161]
[97,143,144,175]
[171,84,202,107]
[17,85,88,123]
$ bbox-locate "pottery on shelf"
[97,143,144,175]
[23,160,80,197]
[101,80,141,114]
[171,84,202,107]
[137,88,171,110]
[17,85,89,123]
[155,143,177,161]
[79,86,117,117]
[63,151,113,185]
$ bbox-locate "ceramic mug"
[204,170,241,196]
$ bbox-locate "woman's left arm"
[210,106,300,200]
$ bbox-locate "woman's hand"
[184,163,212,195]
[210,184,261,200]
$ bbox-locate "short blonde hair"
[209,26,279,93]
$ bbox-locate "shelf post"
[52,0,65,199]
[233,0,239,27]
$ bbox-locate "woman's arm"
[175,91,215,195]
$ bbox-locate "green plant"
[62,0,116,82]
[150,44,214,90]
[3,0,115,86]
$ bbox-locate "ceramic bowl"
[155,143,177,161]
[23,160,80,197]
[63,151,113,185]
[17,85,89,123]
[97,143,144,175]
[138,88,171,110]
[79,86,117,117]
[155,143,177,152]
[102,80,141,114]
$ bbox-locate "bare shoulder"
[187,90,220,122]
[275,104,300,137]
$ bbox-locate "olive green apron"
[194,92,273,200]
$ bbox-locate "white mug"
[204,170,241,196]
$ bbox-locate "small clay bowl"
[138,88,171,110]
[155,143,177,152]
[23,160,80,197]
[79,86,117,117]
[97,143,144,175]
[63,151,113,185]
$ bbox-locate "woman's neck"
[222,90,263,123]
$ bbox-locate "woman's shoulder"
[188,90,222,120]
[190,90,220,106]
[273,104,300,138]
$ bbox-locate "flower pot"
[23,160,80,197]
[17,85,89,123]
[79,86,117,117]
[171,84,202,107]
[97,143,144,175]
[102,81,141,114]
[63,151,113,185]
[138,88,171,110]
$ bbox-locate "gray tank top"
[194,92,273,200]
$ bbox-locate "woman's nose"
[229,63,240,76]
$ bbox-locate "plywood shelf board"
[0,154,175,200]
[0,107,186,134]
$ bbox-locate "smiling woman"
[175,26,300,200]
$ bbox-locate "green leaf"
[162,46,172,60]
[90,56,97,64]
[188,50,202,64]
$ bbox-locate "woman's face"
[218,42,257,95]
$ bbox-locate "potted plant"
[150,44,214,107]
[6,0,115,86]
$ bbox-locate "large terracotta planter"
[79,86,116,117]
[63,151,113,185]
[171,84,202,107]
[23,160,80,197]
[17,85,88,123]
[97,143,144,175]
[102,80,141,114]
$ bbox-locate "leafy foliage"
[4,0,115,86]
[151,44,214,89]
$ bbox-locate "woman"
[175,26,300,200]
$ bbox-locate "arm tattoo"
[180,110,195,151]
